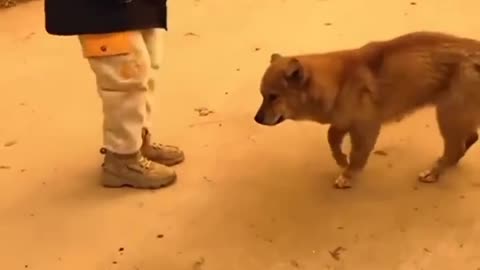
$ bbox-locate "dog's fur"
[254,31,480,188]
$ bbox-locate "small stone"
[157,234,164,239]
[410,2,416,5]
[23,32,35,40]
[373,150,388,156]
[193,257,205,270]
[290,260,300,268]
[324,22,332,26]
[118,247,124,252]
[194,107,214,117]
[184,32,200,37]
[328,246,346,261]
[4,140,17,147]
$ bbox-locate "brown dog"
[254,31,480,188]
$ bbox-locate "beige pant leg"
[141,28,165,131]
[81,32,152,154]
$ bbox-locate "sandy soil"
[2,0,480,269]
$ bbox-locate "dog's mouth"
[254,111,286,126]
[274,115,285,124]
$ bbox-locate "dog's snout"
[254,111,265,124]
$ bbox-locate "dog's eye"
[267,94,279,102]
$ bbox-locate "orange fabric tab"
[79,32,135,58]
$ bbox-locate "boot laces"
[138,156,153,170]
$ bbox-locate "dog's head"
[254,53,314,126]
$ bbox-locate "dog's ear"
[270,53,282,63]
[284,58,309,86]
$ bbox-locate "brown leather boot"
[141,128,185,166]
[100,148,176,189]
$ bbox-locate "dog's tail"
[432,45,480,68]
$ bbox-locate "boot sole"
[102,173,177,189]
[160,156,185,167]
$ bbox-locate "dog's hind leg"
[419,105,476,183]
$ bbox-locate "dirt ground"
[2,0,480,269]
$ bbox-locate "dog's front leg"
[327,125,349,168]
[334,122,380,189]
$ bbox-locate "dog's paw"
[334,174,352,189]
[333,153,349,168]
[418,170,439,183]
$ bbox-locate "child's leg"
[141,28,164,131]
[139,28,185,166]
[141,28,163,70]
[78,31,176,189]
